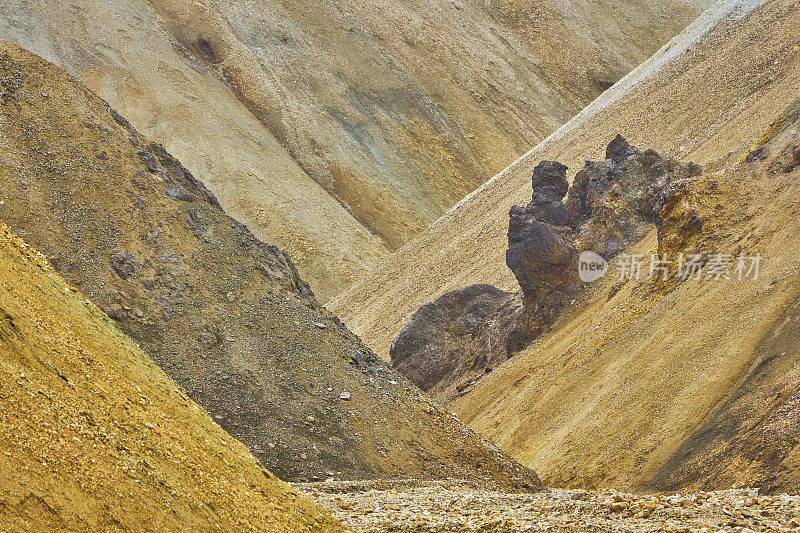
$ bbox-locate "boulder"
[390,284,521,402]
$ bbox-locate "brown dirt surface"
[0,0,702,300]
[0,222,346,532]
[0,41,540,490]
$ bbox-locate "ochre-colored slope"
[0,222,346,531]
[335,0,800,492]
[332,0,800,358]
[451,102,800,492]
[0,0,700,299]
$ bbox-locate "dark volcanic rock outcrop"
[390,285,521,403]
[506,135,701,344]
[566,134,702,259]
[0,41,541,490]
[392,135,701,403]
[506,161,580,343]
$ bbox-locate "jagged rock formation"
[506,160,580,345]
[0,222,345,532]
[390,285,521,403]
[0,41,541,490]
[391,137,700,401]
[567,135,702,259]
[0,0,703,299]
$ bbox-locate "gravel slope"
[0,41,540,489]
[0,221,345,531]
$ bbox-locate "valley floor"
[300,481,800,532]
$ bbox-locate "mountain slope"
[0,40,539,490]
[333,0,800,492]
[453,99,800,492]
[332,0,800,359]
[0,222,344,532]
[0,0,702,299]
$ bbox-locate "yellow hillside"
[0,222,345,531]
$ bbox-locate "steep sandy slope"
[334,0,800,492]
[451,99,800,493]
[0,0,700,299]
[0,41,539,490]
[0,223,344,531]
[333,0,800,357]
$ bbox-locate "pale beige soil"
[0,0,701,299]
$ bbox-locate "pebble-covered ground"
[299,481,800,532]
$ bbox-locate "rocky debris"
[389,285,520,402]
[0,66,23,103]
[0,42,540,489]
[391,136,701,402]
[301,482,800,532]
[110,250,136,280]
[656,178,707,259]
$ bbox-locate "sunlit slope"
[332,0,800,357]
[452,99,800,492]
[0,222,345,531]
[0,0,700,299]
